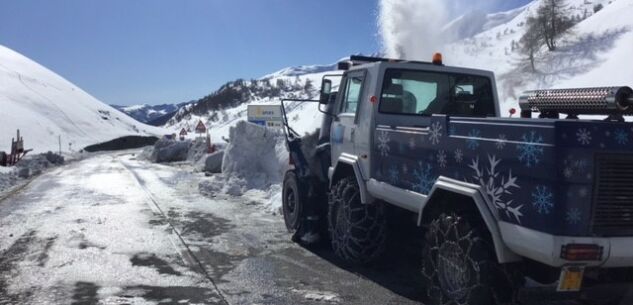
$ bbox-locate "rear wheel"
[422,213,520,305]
[328,176,386,264]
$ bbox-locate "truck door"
[331,70,366,165]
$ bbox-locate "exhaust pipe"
[519,86,633,116]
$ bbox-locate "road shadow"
[299,210,426,303]
[70,281,99,305]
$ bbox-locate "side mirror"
[319,80,333,105]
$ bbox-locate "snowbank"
[221,121,288,188]
[199,121,289,212]
[0,152,64,195]
[194,150,224,173]
[147,138,192,163]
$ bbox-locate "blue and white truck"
[280,55,633,305]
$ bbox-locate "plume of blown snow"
[379,0,451,60]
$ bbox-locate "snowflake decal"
[377,131,390,156]
[576,128,592,145]
[516,131,544,167]
[566,208,581,225]
[429,122,443,145]
[437,150,447,168]
[454,149,463,163]
[411,162,436,194]
[614,129,629,145]
[496,134,507,150]
[466,129,481,150]
[468,155,523,223]
[387,165,399,185]
[531,185,554,214]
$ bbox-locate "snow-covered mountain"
[443,0,632,112]
[112,103,179,124]
[164,64,338,140]
[0,45,166,153]
[442,5,528,42]
[260,63,338,79]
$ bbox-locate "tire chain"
[328,177,387,264]
[422,213,520,305]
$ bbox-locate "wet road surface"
[1,152,632,304]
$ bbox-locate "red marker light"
[509,108,516,117]
[370,95,378,104]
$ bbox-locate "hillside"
[0,45,165,153]
[443,0,631,112]
[164,66,338,140]
[112,103,180,124]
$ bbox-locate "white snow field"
[443,0,633,113]
[379,0,632,113]
[0,45,166,153]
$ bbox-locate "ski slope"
[0,45,166,153]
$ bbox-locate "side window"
[340,75,363,115]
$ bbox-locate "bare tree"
[520,16,542,72]
[535,0,574,51]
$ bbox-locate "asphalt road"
[0,152,631,305]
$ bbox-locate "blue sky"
[0,0,531,106]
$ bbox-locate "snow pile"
[194,150,224,173]
[221,121,287,185]
[0,44,166,153]
[14,152,65,178]
[147,138,192,163]
[0,167,16,193]
[199,121,288,211]
[0,152,64,195]
[186,138,209,163]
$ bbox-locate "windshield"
[379,69,496,117]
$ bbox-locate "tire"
[328,176,386,264]
[422,213,520,305]
[282,171,304,232]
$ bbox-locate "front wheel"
[422,213,520,305]
[328,176,387,264]
[282,171,303,232]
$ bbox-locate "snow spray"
[378,0,450,60]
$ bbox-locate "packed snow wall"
[221,121,288,189]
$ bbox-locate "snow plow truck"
[280,54,633,305]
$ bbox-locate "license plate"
[557,266,585,292]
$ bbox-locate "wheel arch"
[419,176,521,263]
[328,154,374,204]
